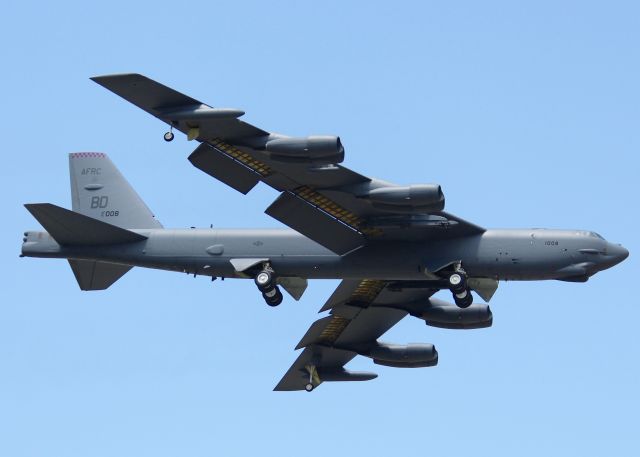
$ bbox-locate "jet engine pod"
[265,136,345,164]
[368,343,438,368]
[364,184,445,212]
[422,300,493,330]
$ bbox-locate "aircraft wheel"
[448,272,466,293]
[454,290,473,308]
[262,287,283,307]
[164,131,175,142]
[305,383,314,392]
[255,270,274,291]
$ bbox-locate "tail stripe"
[70,152,106,158]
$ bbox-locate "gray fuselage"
[22,227,629,283]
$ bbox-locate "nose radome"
[607,243,629,264]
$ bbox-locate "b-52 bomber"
[21,74,629,391]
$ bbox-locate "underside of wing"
[274,280,439,391]
[275,276,496,391]
[93,74,485,255]
[91,73,267,140]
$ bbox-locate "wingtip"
[90,73,146,84]
[24,203,46,210]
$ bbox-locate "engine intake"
[265,136,344,164]
[422,298,493,330]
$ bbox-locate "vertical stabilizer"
[69,152,162,229]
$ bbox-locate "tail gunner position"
[21,75,628,391]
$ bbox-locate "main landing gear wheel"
[305,383,314,392]
[448,272,467,293]
[446,265,472,308]
[255,270,274,291]
[454,289,473,308]
[262,287,283,307]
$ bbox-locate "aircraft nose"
[606,243,629,266]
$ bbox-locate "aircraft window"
[577,231,603,239]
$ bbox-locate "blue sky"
[1,1,638,456]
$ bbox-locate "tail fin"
[69,152,162,229]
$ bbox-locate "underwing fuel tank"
[318,369,378,382]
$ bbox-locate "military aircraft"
[21,74,628,391]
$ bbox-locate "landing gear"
[255,270,274,290]
[262,287,283,307]
[447,265,473,309]
[304,364,318,392]
[453,289,473,308]
[255,265,283,307]
[447,272,467,293]
[164,128,174,142]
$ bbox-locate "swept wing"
[92,74,484,255]
[274,279,440,391]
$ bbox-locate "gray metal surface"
[69,152,162,229]
[20,74,630,391]
[68,260,132,291]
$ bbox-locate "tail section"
[69,152,162,229]
[68,260,132,291]
[24,203,147,246]
[23,152,160,291]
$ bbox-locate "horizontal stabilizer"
[25,203,147,246]
[68,260,132,290]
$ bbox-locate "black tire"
[305,383,314,392]
[454,290,473,308]
[271,288,284,306]
[163,131,174,142]
[255,270,274,291]
[262,287,283,307]
[448,272,467,293]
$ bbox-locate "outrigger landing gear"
[448,264,473,309]
[163,127,174,142]
[304,364,319,392]
[255,264,283,307]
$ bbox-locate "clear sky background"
[1,1,638,456]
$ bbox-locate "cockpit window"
[577,231,605,239]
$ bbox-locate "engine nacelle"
[265,136,344,164]
[422,299,493,330]
[367,343,438,368]
[363,184,445,212]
